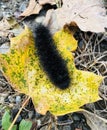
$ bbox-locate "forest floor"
[0,0,107,130]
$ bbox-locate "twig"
[8,96,31,130]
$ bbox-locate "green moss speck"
[19,77,26,85]
[11,49,15,54]
[2,67,7,73]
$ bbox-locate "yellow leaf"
[0,26,103,116]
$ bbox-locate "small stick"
[8,96,31,130]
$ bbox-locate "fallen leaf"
[82,110,107,130]
[0,43,10,54]
[0,18,23,37]
[20,0,42,17]
[44,0,107,33]
[0,26,103,116]
[43,9,60,34]
[75,129,82,130]
[0,18,11,31]
[38,0,56,5]
[75,128,82,130]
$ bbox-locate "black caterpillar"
[34,24,70,89]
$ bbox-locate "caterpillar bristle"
[34,24,70,89]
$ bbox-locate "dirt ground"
[0,0,107,130]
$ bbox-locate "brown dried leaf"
[20,0,42,17]
[0,18,11,31]
[83,111,107,130]
[0,18,23,37]
[43,9,60,34]
[44,0,107,33]
[75,129,82,130]
[38,0,56,5]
